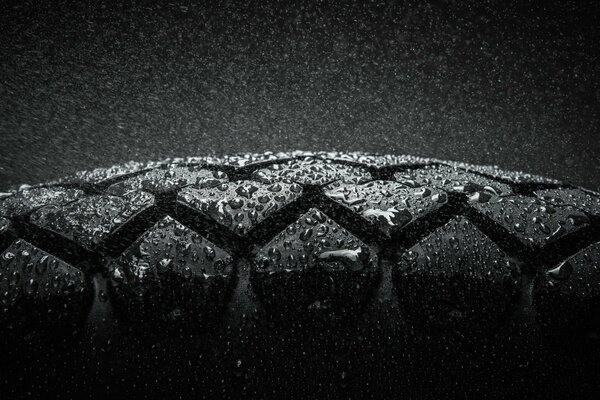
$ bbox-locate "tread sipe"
[1,151,599,399]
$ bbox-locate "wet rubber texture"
[1,152,600,399]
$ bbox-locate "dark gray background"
[1,0,599,190]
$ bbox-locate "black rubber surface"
[1,152,600,399]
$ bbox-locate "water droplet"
[469,192,492,203]
[25,278,38,295]
[538,223,550,234]
[514,223,525,233]
[415,187,432,198]
[305,217,317,226]
[258,195,270,204]
[233,359,244,377]
[228,198,244,209]
[403,250,419,261]
[339,371,347,388]
[267,183,282,192]
[159,258,172,270]
[313,211,326,223]
[9,270,20,286]
[547,261,573,280]
[318,246,368,271]
[483,186,501,196]
[316,224,329,237]
[36,255,49,275]
[235,184,258,199]
[204,246,216,261]
[0,218,9,233]
[449,236,460,248]
[248,209,258,222]
[173,222,186,237]
[287,254,297,268]
[568,214,590,226]
[300,228,313,241]
[113,267,124,282]
[268,248,281,262]
[21,250,31,263]
[432,193,447,203]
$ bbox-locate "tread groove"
[172,202,243,255]
[9,216,100,269]
[463,205,537,265]
[391,192,468,252]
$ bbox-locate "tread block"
[534,241,600,329]
[535,188,600,217]
[324,180,448,236]
[320,151,439,167]
[106,166,228,195]
[162,156,224,165]
[0,239,88,326]
[252,158,372,185]
[394,165,513,195]
[252,208,379,317]
[108,216,234,326]
[393,217,521,327]
[468,194,590,248]
[448,161,563,185]
[0,187,85,218]
[30,191,155,250]
[220,151,305,167]
[59,161,151,185]
[178,180,303,235]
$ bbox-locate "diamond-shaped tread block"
[30,191,155,250]
[535,188,600,217]
[534,241,600,329]
[178,180,303,235]
[468,194,590,248]
[1,240,88,325]
[252,158,372,185]
[0,187,85,218]
[58,161,152,185]
[394,165,513,196]
[324,180,448,236]
[319,152,440,167]
[134,151,311,169]
[393,217,521,327]
[220,151,304,167]
[252,208,379,316]
[106,166,228,195]
[108,216,234,325]
[448,161,562,185]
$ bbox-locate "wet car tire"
[1,151,599,399]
